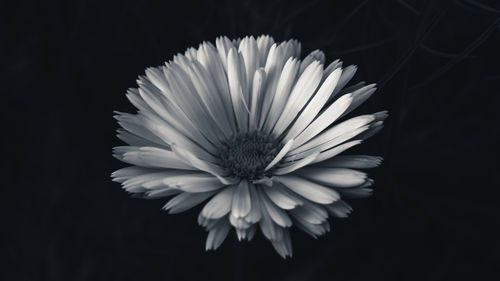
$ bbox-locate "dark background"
[3,0,500,280]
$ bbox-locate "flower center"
[217,131,281,180]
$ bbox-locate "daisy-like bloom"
[112,35,387,258]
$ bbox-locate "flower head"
[112,35,387,258]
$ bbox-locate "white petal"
[215,36,235,71]
[299,49,325,73]
[205,219,231,250]
[294,219,330,238]
[263,57,300,133]
[144,188,180,199]
[197,42,237,133]
[163,191,217,214]
[116,129,165,148]
[170,143,230,182]
[164,64,224,144]
[317,155,383,169]
[258,206,284,241]
[321,59,342,82]
[275,175,339,204]
[239,36,259,92]
[258,44,285,129]
[272,152,319,175]
[289,202,328,224]
[231,180,251,218]
[263,182,303,210]
[113,146,194,170]
[290,114,376,155]
[311,140,363,164]
[259,188,292,227]
[244,183,262,223]
[290,93,353,150]
[339,84,377,118]
[186,61,233,138]
[283,67,343,142]
[249,68,266,131]
[328,64,357,102]
[271,228,293,258]
[294,167,367,188]
[114,112,167,147]
[256,35,275,66]
[325,200,353,218]
[201,186,236,219]
[162,173,226,192]
[264,139,294,171]
[285,125,369,161]
[272,61,323,137]
[227,48,250,132]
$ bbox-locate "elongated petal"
[275,175,339,204]
[317,155,383,169]
[294,167,367,188]
[325,200,353,218]
[311,140,362,164]
[259,188,293,227]
[283,68,343,142]
[271,228,293,258]
[244,184,262,223]
[263,182,303,210]
[206,219,231,250]
[164,191,217,214]
[231,180,251,218]
[162,173,226,192]
[291,93,352,150]
[272,152,319,175]
[113,146,194,170]
[272,61,323,136]
[201,186,236,219]
[264,139,294,171]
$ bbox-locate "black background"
[3,0,500,280]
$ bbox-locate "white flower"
[112,35,386,258]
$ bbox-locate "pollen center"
[217,132,281,180]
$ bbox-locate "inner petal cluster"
[217,131,281,180]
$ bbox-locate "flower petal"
[162,173,226,192]
[264,139,294,171]
[163,191,217,214]
[317,155,383,169]
[283,67,343,142]
[201,186,236,219]
[325,200,353,218]
[259,188,293,227]
[205,219,231,250]
[290,93,353,150]
[271,228,293,258]
[263,182,303,210]
[272,61,323,137]
[231,180,252,218]
[272,152,319,175]
[263,57,300,133]
[293,167,367,188]
[113,146,194,170]
[275,175,339,204]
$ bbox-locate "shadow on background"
[3,0,500,280]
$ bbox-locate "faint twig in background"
[378,2,449,89]
[410,17,500,90]
[420,44,478,59]
[456,0,500,14]
[317,0,370,49]
[397,0,420,15]
[327,37,395,56]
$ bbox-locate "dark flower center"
[217,131,281,180]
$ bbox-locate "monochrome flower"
[112,35,386,258]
